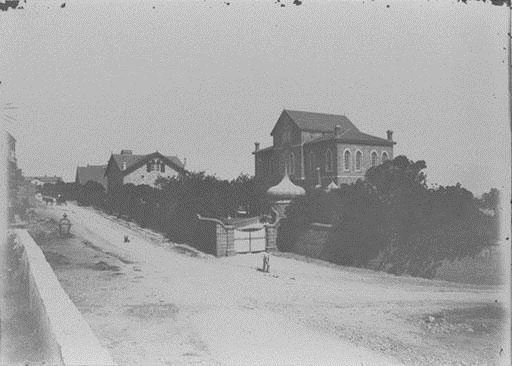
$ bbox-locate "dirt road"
[28,204,508,366]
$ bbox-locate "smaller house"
[75,165,107,189]
[105,150,186,193]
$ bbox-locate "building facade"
[254,110,395,189]
[104,150,186,193]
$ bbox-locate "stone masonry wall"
[336,143,393,185]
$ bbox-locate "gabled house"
[75,165,107,189]
[254,109,395,189]
[104,150,186,193]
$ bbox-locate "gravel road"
[27,203,509,366]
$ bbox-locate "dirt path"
[28,204,508,366]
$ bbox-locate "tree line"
[38,155,499,279]
[39,172,269,244]
[279,156,500,278]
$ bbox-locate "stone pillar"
[272,199,291,220]
[265,224,278,252]
[215,223,227,257]
[215,223,236,257]
[225,225,236,256]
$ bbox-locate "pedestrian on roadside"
[262,251,270,273]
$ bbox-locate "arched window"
[282,125,291,144]
[371,151,378,167]
[289,152,295,175]
[161,162,165,173]
[382,151,389,162]
[355,150,362,171]
[325,149,333,172]
[146,162,151,172]
[344,150,351,171]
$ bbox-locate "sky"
[0,0,509,195]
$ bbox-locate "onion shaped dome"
[267,172,306,199]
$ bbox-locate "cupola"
[267,172,305,200]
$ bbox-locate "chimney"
[334,125,342,138]
[386,130,393,141]
[254,142,260,152]
[120,149,133,155]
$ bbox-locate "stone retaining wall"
[14,229,116,366]
[291,223,333,259]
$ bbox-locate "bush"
[283,155,499,279]
[49,173,268,246]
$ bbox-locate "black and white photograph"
[1,0,511,365]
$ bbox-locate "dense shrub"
[282,155,499,279]
[44,172,268,245]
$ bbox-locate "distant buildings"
[104,150,187,193]
[27,175,63,187]
[254,109,395,189]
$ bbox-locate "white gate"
[234,225,266,253]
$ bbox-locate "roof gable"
[76,165,107,187]
[305,129,394,147]
[271,109,359,135]
[109,151,186,176]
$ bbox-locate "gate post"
[198,214,236,257]
[225,225,236,256]
[265,223,278,252]
[214,223,235,257]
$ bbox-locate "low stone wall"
[15,229,116,366]
[291,223,333,260]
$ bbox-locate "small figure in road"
[56,194,66,206]
[124,235,130,243]
[262,251,270,273]
[58,214,72,237]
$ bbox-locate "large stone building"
[253,109,395,189]
[104,150,186,193]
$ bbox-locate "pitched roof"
[108,152,185,176]
[282,109,359,133]
[76,165,107,187]
[253,145,274,155]
[305,129,394,147]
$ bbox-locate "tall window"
[288,152,295,175]
[355,150,362,171]
[371,151,378,167]
[146,159,165,172]
[282,125,291,144]
[382,151,389,162]
[325,149,333,172]
[344,150,351,171]
[122,162,127,171]
[309,152,315,173]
